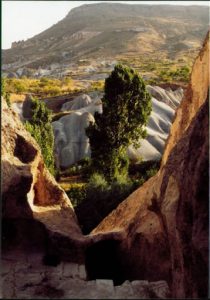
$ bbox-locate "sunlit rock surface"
[2,97,85,261]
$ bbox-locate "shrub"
[66,184,87,207]
[24,97,55,176]
[88,173,108,190]
[75,178,138,234]
[66,159,160,234]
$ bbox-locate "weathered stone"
[44,262,63,276]
[2,275,15,299]
[2,96,86,263]
[78,264,86,280]
[131,280,150,298]
[15,272,44,289]
[1,260,14,276]
[15,286,37,299]
[14,261,31,273]
[63,263,79,278]
[149,280,170,298]
[58,278,84,297]
[34,284,64,299]
[96,279,114,293]
[114,280,134,298]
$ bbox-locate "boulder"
[92,32,209,298]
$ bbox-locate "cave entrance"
[85,239,125,285]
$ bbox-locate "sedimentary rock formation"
[53,87,183,167]
[161,31,209,166]
[2,97,84,261]
[52,94,102,168]
[53,112,95,168]
[61,94,92,111]
[128,86,183,162]
[92,32,209,298]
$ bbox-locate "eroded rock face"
[53,87,183,168]
[92,32,209,298]
[161,32,209,166]
[61,94,92,111]
[53,111,96,168]
[2,97,85,261]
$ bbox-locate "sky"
[2,1,209,49]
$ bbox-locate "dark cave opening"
[85,239,126,286]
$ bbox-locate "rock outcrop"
[128,86,183,162]
[53,112,95,168]
[2,97,85,262]
[161,31,209,166]
[61,94,92,111]
[92,32,209,298]
[52,93,102,168]
[53,87,183,167]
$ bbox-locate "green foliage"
[64,159,160,233]
[66,184,87,207]
[60,157,92,178]
[129,159,160,182]
[86,64,152,181]
[159,65,190,83]
[24,97,55,175]
[88,173,108,190]
[3,77,77,97]
[5,93,11,108]
[75,174,142,234]
[1,78,6,96]
[89,80,104,91]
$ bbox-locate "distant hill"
[2,3,209,74]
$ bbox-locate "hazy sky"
[2,1,209,49]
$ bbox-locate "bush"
[159,65,190,83]
[129,160,160,181]
[66,184,87,207]
[88,173,108,190]
[75,175,144,234]
[24,97,55,176]
[65,160,160,234]
[60,157,92,178]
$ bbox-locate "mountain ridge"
[2,3,209,78]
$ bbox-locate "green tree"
[86,64,152,181]
[25,97,55,176]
